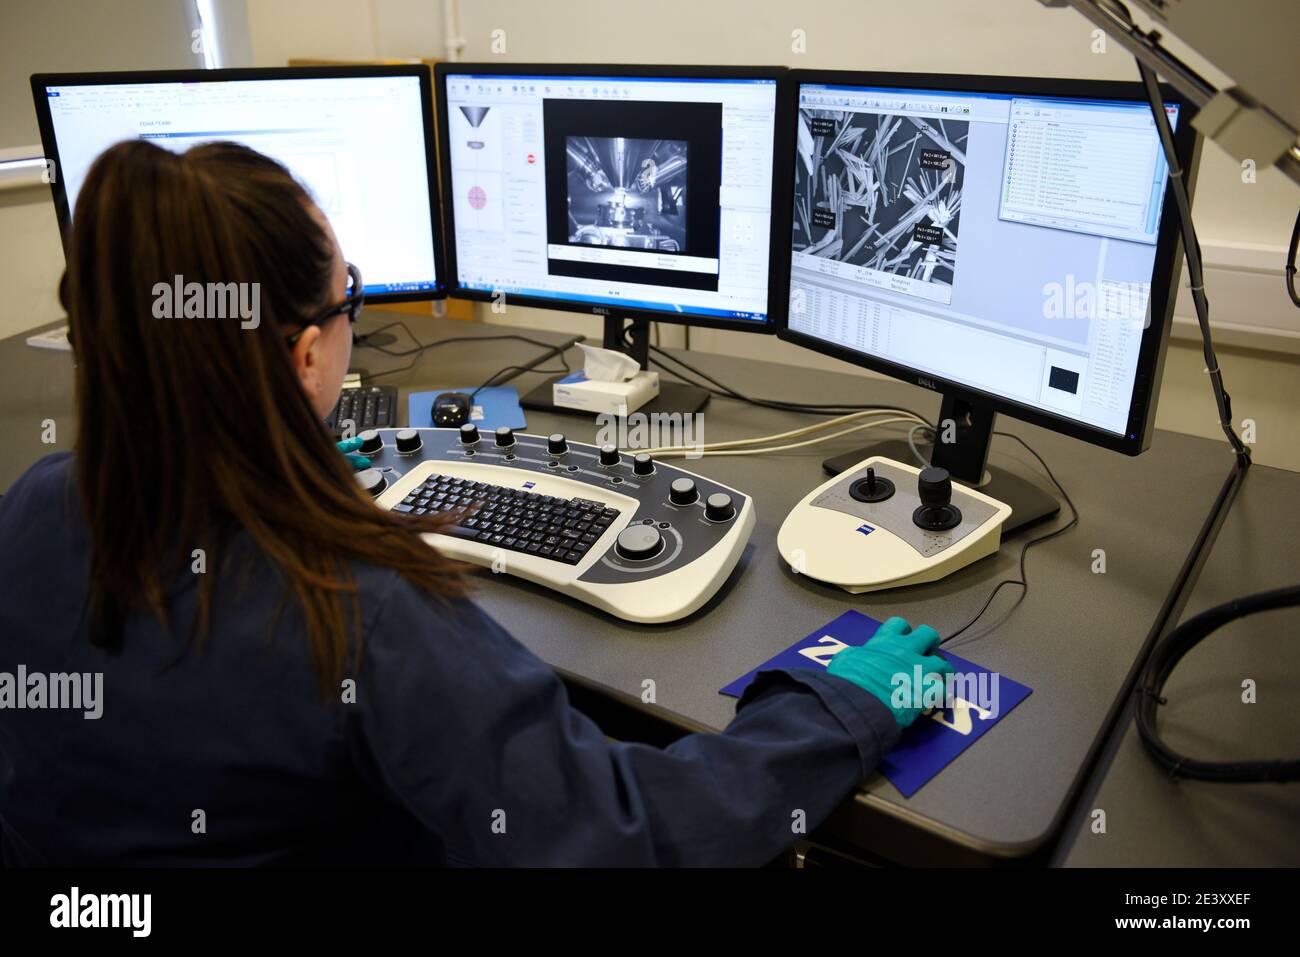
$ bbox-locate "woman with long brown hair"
[0,139,952,865]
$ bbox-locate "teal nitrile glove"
[336,436,371,471]
[826,616,956,728]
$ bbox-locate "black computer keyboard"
[392,471,621,565]
[326,385,397,435]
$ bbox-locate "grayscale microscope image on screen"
[794,108,966,293]
[565,136,688,252]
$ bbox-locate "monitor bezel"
[30,64,447,303]
[777,70,1200,457]
[435,61,791,334]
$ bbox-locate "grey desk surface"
[1060,464,1300,867]
[0,312,1269,863]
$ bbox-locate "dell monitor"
[780,71,1198,530]
[435,63,789,411]
[31,65,445,302]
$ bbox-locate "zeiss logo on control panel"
[522,482,536,489]
[855,524,875,536]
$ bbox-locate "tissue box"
[553,370,660,415]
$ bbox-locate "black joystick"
[459,423,479,445]
[495,426,515,448]
[632,452,654,476]
[849,466,895,503]
[599,444,620,467]
[547,433,568,455]
[357,430,384,457]
[912,466,962,531]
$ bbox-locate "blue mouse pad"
[720,610,1032,798]
[408,387,527,433]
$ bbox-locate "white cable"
[641,407,926,456]
[651,416,923,458]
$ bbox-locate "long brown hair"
[62,139,466,693]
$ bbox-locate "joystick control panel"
[778,456,1011,593]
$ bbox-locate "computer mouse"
[432,392,472,428]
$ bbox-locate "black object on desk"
[325,384,397,435]
[432,392,472,428]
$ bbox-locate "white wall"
[0,0,206,342]
[245,0,446,66]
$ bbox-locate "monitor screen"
[787,82,1179,439]
[37,72,440,297]
[442,70,779,325]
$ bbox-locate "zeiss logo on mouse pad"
[719,610,1032,797]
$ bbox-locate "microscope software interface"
[789,84,1178,437]
[41,75,439,295]
[444,73,777,322]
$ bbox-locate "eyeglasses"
[287,262,365,344]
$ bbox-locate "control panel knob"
[615,524,664,561]
[599,444,620,467]
[914,467,961,531]
[357,430,384,457]
[547,432,568,455]
[669,477,698,506]
[918,467,953,508]
[356,468,387,498]
[705,492,736,522]
[459,423,479,445]
[495,426,515,448]
[632,452,654,475]
[394,428,422,454]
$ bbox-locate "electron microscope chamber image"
[565,136,688,252]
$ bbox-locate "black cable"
[470,356,571,399]
[1137,54,1248,460]
[1136,582,1300,782]
[648,344,935,423]
[359,330,582,383]
[1125,29,1300,783]
[939,431,1079,645]
[1287,207,1300,308]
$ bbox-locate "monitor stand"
[821,393,1060,538]
[520,314,711,417]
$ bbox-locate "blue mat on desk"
[407,387,527,433]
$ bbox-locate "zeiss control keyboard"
[352,426,755,623]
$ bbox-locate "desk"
[1058,464,1300,866]
[0,311,1257,864]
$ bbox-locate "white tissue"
[577,342,641,382]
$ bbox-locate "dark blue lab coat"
[0,454,898,866]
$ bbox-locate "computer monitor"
[780,71,1198,528]
[435,63,789,406]
[31,65,445,301]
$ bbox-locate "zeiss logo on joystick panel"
[855,523,875,536]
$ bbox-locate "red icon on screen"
[526,153,536,164]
